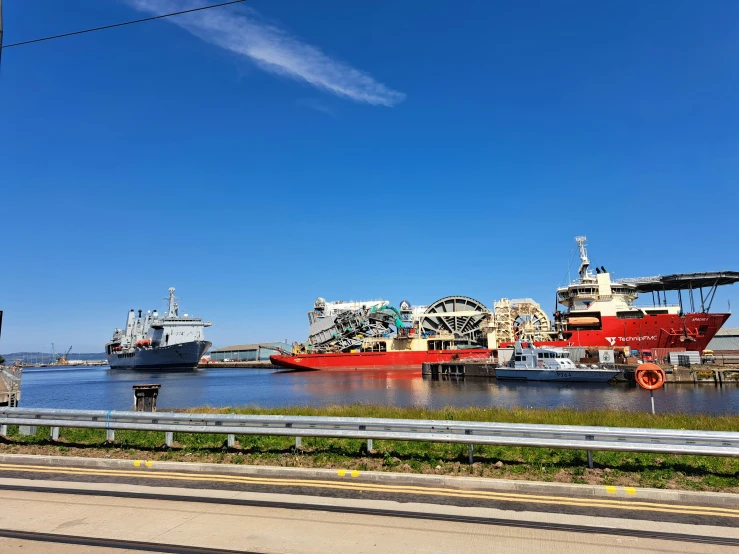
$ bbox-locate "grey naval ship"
[105,288,212,370]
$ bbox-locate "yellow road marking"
[605,486,617,494]
[0,463,735,519]
[133,461,141,467]
[145,461,153,467]
[625,487,637,495]
[337,470,346,477]
[350,470,360,478]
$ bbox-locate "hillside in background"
[1,352,106,363]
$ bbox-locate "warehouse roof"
[707,328,739,351]
[211,343,287,353]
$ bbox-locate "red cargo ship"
[271,332,491,372]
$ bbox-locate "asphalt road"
[0,460,737,553]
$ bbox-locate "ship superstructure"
[106,288,212,370]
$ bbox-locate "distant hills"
[1,352,107,363]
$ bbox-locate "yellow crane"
[57,346,73,365]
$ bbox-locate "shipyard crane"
[56,346,72,365]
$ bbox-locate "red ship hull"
[270,348,492,371]
[502,313,730,351]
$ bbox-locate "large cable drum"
[419,296,490,341]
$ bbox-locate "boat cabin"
[507,342,577,370]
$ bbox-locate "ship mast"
[575,236,591,281]
[166,287,178,317]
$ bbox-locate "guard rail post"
[586,435,594,469]
[227,434,235,448]
[367,439,373,453]
[0,424,7,436]
[106,429,115,443]
[165,432,173,447]
[295,436,302,450]
[50,427,59,441]
[466,429,474,464]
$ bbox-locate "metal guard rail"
[0,408,738,460]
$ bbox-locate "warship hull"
[107,341,211,371]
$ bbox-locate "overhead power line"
[1,0,245,50]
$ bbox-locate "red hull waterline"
[502,313,730,351]
[270,349,492,372]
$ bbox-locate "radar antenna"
[575,236,591,280]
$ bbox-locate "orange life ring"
[634,363,665,391]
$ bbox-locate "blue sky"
[1,0,738,352]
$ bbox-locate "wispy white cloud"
[123,0,406,106]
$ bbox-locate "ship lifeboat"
[567,317,600,326]
[137,339,151,347]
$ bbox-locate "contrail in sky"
[124,0,406,107]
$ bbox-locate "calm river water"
[17,365,739,415]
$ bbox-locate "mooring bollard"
[133,384,161,412]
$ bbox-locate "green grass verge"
[1,405,737,492]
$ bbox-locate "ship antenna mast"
[166,287,178,317]
[575,236,590,280]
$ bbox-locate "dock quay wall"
[199,361,274,369]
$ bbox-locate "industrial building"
[209,343,288,362]
[707,328,739,352]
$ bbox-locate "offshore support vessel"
[270,298,491,371]
[496,237,737,352]
[105,288,212,370]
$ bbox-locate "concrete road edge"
[0,452,735,506]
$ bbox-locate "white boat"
[495,342,620,382]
